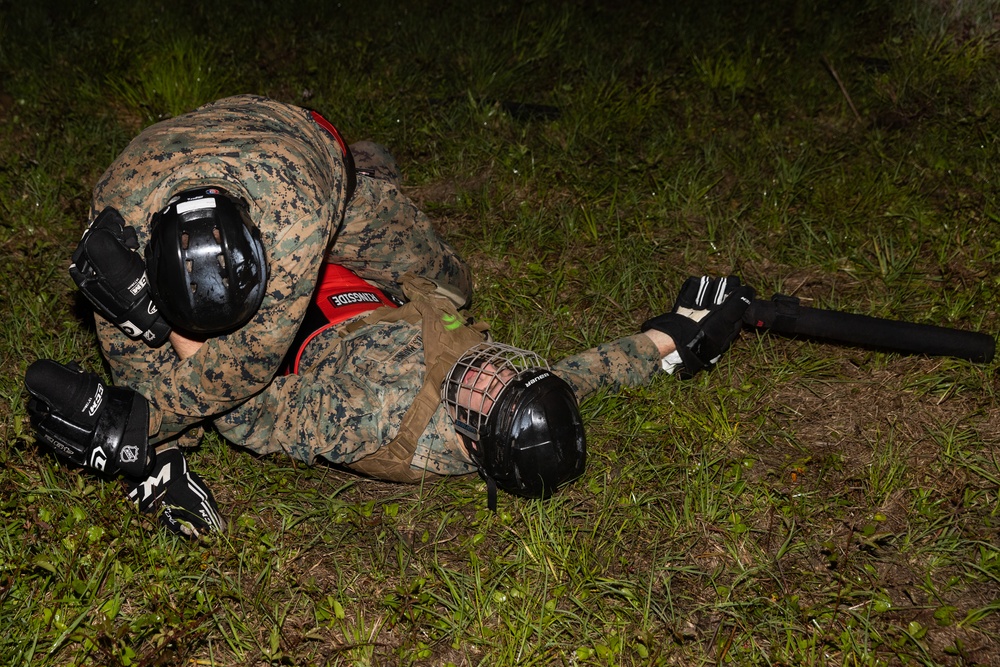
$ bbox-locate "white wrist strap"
[660,350,683,374]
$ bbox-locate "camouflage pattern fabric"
[330,140,471,307]
[349,140,403,186]
[89,95,471,444]
[552,334,663,400]
[211,321,662,477]
[326,173,472,308]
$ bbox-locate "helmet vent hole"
[190,282,198,294]
[180,232,190,249]
[213,227,221,243]
[217,254,227,271]
[185,259,193,275]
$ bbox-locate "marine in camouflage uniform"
[210,271,664,477]
[89,95,471,447]
[22,91,747,537]
[89,96,704,482]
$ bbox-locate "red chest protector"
[285,264,398,374]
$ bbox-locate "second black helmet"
[146,188,267,335]
[442,343,587,502]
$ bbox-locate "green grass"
[2,0,1000,664]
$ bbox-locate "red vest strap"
[309,110,349,158]
[314,264,397,323]
[288,264,398,374]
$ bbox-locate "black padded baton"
[744,294,996,363]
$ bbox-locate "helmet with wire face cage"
[442,342,586,504]
[146,187,267,335]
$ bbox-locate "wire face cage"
[441,342,549,442]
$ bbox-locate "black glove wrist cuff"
[70,208,172,347]
[640,313,699,346]
[675,333,708,379]
[25,359,152,479]
[93,386,153,479]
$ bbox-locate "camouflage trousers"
[220,317,662,477]
[329,142,471,307]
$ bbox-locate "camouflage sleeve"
[212,366,475,477]
[209,371,374,465]
[213,328,662,473]
[210,320,423,465]
[551,334,662,401]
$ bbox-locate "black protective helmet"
[442,343,586,505]
[146,187,267,335]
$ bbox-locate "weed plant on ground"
[1,0,998,665]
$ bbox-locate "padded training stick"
[744,294,996,363]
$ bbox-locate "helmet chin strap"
[486,475,498,512]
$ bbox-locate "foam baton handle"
[744,294,996,363]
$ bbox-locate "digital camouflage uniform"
[215,309,663,476]
[90,95,471,445]
[90,94,663,479]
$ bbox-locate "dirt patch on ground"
[0,91,14,120]
[736,337,1000,662]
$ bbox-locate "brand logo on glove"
[121,320,142,338]
[119,445,140,463]
[86,383,104,417]
[138,462,174,501]
[50,439,75,459]
[90,446,108,472]
[129,274,148,297]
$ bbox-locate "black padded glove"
[642,275,754,379]
[24,359,152,478]
[70,207,171,347]
[126,446,225,539]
